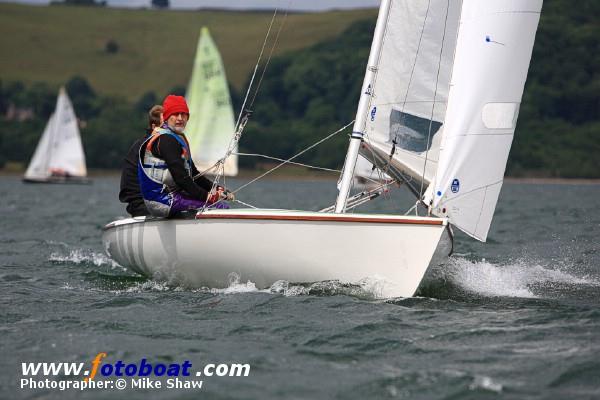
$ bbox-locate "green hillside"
[0,3,377,100]
[1,1,598,178]
[239,0,600,178]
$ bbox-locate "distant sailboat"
[23,87,89,184]
[185,27,238,176]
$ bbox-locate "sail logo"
[365,84,372,95]
[451,179,460,193]
[370,106,377,121]
[485,35,505,46]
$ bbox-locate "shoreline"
[2,168,599,184]
[503,177,600,185]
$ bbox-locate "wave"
[423,256,600,298]
[53,250,598,301]
[49,248,127,271]
[116,273,382,299]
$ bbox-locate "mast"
[334,0,392,213]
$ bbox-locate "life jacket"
[137,128,193,217]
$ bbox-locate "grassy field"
[0,3,376,100]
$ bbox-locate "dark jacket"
[119,131,150,217]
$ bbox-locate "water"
[1,176,599,399]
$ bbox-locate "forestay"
[185,27,238,176]
[361,0,462,186]
[24,88,87,179]
[427,0,543,241]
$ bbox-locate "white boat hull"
[102,209,448,298]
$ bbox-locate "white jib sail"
[361,0,462,186]
[185,27,238,176]
[24,87,87,179]
[428,0,543,241]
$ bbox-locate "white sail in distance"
[24,87,87,180]
[185,27,238,176]
[428,0,543,241]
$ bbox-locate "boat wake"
[211,273,382,300]
[49,250,405,299]
[54,251,598,301]
[49,248,127,272]
[421,256,600,299]
[110,272,386,299]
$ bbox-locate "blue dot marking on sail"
[451,179,460,193]
[370,106,377,121]
[437,191,442,196]
[485,35,505,46]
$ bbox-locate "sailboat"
[23,87,89,184]
[185,27,238,177]
[102,0,542,298]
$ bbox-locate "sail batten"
[185,27,238,176]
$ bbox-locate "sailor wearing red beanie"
[161,95,190,134]
[162,95,189,120]
[137,93,232,217]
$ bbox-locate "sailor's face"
[167,112,189,134]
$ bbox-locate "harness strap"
[144,131,192,171]
[142,163,167,169]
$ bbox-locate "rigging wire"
[192,7,281,181]
[196,6,290,213]
[354,0,426,214]
[229,120,355,196]
[233,199,258,209]
[247,3,291,110]
[419,0,451,201]
[319,180,396,213]
[234,152,341,173]
[380,0,430,209]
[235,9,279,131]
[338,0,394,210]
[199,120,354,211]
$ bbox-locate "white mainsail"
[24,87,87,180]
[346,0,541,241]
[428,0,543,241]
[360,0,462,187]
[185,27,238,176]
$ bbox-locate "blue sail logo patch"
[451,179,460,193]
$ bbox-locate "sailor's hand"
[215,186,234,201]
[224,190,235,201]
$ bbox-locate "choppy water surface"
[1,176,599,399]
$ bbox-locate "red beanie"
[162,95,189,120]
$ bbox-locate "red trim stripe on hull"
[195,213,445,226]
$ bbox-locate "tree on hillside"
[152,0,169,9]
[52,0,107,6]
[66,76,98,120]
